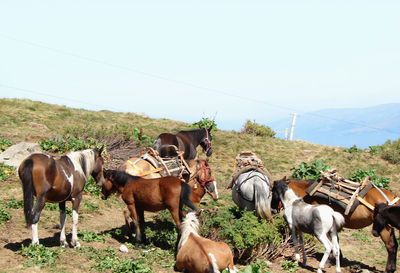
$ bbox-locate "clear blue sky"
[1,1,399,132]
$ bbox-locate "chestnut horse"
[152,127,213,160]
[101,170,197,246]
[18,148,105,247]
[119,157,219,205]
[279,178,400,273]
[176,211,237,273]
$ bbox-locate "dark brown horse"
[152,127,213,160]
[18,148,105,247]
[276,178,400,273]
[372,203,400,237]
[101,170,197,247]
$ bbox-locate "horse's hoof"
[31,240,39,246]
[317,268,323,273]
[72,241,81,248]
[60,241,68,248]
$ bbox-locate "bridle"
[197,161,214,189]
[201,129,212,154]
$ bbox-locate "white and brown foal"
[176,211,237,273]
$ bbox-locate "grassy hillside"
[1,98,399,272]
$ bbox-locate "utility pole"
[284,128,289,140]
[289,113,297,141]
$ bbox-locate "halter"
[197,161,214,188]
[202,129,212,153]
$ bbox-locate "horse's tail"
[180,182,197,211]
[332,211,345,232]
[253,176,273,221]
[19,158,34,228]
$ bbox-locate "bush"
[0,205,11,225]
[17,244,58,267]
[39,134,104,154]
[241,120,275,138]
[344,145,363,154]
[380,139,400,164]
[129,127,154,147]
[291,160,330,180]
[200,206,288,263]
[349,168,390,189]
[191,117,217,133]
[145,210,178,249]
[0,136,12,152]
[0,163,14,181]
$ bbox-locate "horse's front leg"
[126,203,141,247]
[59,201,68,247]
[31,194,46,245]
[381,226,398,273]
[123,209,134,239]
[71,195,82,248]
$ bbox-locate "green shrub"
[129,127,154,147]
[349,168,390,189]
[380,139,400,164]
[84,177,102,197]
[344,144,363,154]
[241,120,276,138]
[200,206,288,263]
[190,117,217,135]
[39,134,103,153]
[79,229,107,243]
[281,260,298,272]
[291,160,330,180]
[369,145,382,156]
[1,197,23,209]
[0,136,12,152]
[0,205,12,225]
[17,244,59,267]
[0,163,14,181]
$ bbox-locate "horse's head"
[92,147,105,186]
[101,169,118,200]
[199,127,213,157]
[194,160,218,201]
[372,203,389,237]
[270,180,287,214]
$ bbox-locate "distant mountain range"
[269,103,400,148]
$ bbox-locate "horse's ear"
[208,122,214,132]
[282,176,287,181]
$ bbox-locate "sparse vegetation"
[0,98,398,272]
[0,205,12,225]
[0,163,14,181]
[0,136,12,152]
[344,144,363,154]
[350,168,390,189]
[242,120,276,138]
[17,244,59,267]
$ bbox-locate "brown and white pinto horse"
[101,170,197,247]
[280,178,400,273]
[18,148,105,247]
[176,211,237,273]
[152,127,213,160]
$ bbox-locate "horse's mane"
[67,149,95,179]
[104,170,140,186]
[178,211,200,250]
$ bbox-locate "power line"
[1,33,399,136]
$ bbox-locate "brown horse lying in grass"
[281,178,400,273]
[101,169,197,247]
[176,211,237,273]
